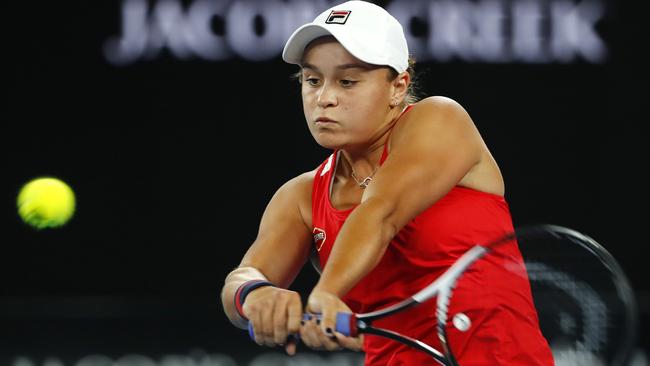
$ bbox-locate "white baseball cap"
[282,1,409,73]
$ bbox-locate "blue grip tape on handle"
[248,313,318,342]
[247,320,255,340]
[335,312,352,336]
[248,312,354,341]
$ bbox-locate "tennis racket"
[249,225,638,366]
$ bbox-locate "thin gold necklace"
[350,166,379,189]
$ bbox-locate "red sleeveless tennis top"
[310,108,554,365]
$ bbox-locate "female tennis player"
[221,1,554,364]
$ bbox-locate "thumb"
[306,294,323,314]
[314,295,337,336]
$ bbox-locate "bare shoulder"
[394,96,504,195]
[415,95,464,109]
[272,169,316,206]
[406,96,472,125]
[281,170,316,195]
[391,96,478,145]
[272,169,316,227]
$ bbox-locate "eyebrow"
[302,62,373,72]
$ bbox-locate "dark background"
[1,0,647,365]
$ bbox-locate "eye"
[340,79,358,87]
[305,78,320,86]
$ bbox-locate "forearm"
[314,198,396,297]
[221,266,269,329]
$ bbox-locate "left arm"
[308,97,486,336]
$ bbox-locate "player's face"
[300,37,396,150]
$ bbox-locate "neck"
[336,105,407,184]
[337,145,383,189]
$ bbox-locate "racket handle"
[248,313,316,342]
[335,312,358,337]
[248,313,358,341]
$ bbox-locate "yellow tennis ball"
[17,177,76,229]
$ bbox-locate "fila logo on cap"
[325,10,351,24]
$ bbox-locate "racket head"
[519,226,638,366]
[442,225,638,366]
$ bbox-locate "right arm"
[220,171,314,344]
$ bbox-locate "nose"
[317,82,338,109]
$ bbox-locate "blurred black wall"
[1,0,647,364]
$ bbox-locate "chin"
[312,134,343,150]
[315,140,340,150]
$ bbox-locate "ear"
[390,71,410,105]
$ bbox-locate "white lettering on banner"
[550,0,607,63]
[103,0,607,66]
[104,0,148,66]
[227,0,290,61]
[104,0,235,65]
[186,0,235,60]
[512,0,547,63]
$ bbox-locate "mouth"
[315,117,336,123]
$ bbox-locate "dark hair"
[291,55,421,107]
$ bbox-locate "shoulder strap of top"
[380,104,414,164]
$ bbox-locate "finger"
[319,302,336,338]
[260,301,275,347]
[250,310,264,346]
[300,315,324,350]
[273,297,288,345]
[333,331,363,351]
[310,315,341,351]
[285,338,297,356]
[318,327,342,351]
[286,293,302,335]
